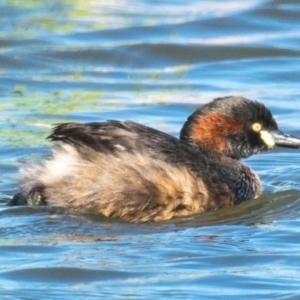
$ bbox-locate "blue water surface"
[1,0,300,299]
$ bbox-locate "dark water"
[1,0,300,299]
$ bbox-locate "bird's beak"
[270,130,300,148]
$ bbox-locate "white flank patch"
[42,144,80,182]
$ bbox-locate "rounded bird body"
[11,96,300,223]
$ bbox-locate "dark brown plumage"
[10,96,300,222]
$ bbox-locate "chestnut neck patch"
[191,113,244,153]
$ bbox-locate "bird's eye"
[252,123,262,132]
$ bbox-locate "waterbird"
[10,96,300,223]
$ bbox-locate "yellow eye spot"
[252,123,262,132]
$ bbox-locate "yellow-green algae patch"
[1,89,105,147]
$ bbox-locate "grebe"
[10,96,300,223]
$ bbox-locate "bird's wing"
[47,120,173,154]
